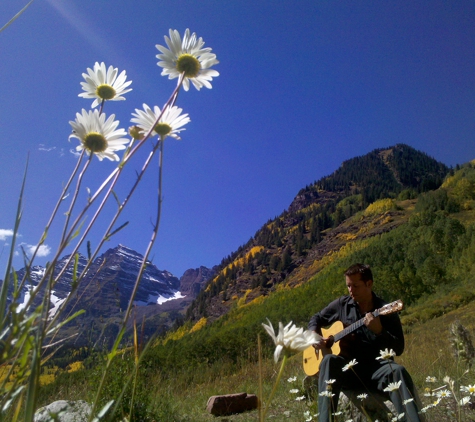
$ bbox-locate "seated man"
[308,263,422,422]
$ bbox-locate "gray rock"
[206,392,258,416]
[34,400,91,422]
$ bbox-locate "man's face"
[345,273,373,303]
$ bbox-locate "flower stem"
[262,354,288,420]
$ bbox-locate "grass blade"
[0,0,36,34]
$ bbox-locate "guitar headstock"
[379,300,403,315]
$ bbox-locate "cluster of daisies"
[420,375,475,414]
[70,29,219,161]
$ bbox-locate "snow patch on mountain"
[48,292,67,319]
[133,290,185,306]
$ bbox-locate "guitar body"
[303,321,344,376]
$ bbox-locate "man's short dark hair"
[344,263,373,282]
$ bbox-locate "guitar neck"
[333,309,380,342]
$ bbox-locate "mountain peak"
[288,144,448,213]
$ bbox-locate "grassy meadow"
[35,300,475,421]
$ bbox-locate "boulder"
[206,392,258,416]
[34,400,91,422]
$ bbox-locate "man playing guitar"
[308,263,422,421]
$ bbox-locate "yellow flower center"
[84,132,107,153]
[96,84,116,100]
[176,54,201,78]
[154,123,172,137]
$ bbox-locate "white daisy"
[436,389,451,398]
[319,391,335,398]
[69,109,129,161]
[357,393,368,401]
[425,376,437,383]
[79,62,132,108]
[376,348,396,360]
[383,381,402,393]
[287,376,297,383]
[131,104,190,141]
[342,359,358,372]
[295,395,306,401]
[262,319,320,363]
[460,396,471,406]
[289,389,299,394]
[156,28,219,91]
[460,384,475,395]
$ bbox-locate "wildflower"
[425,376,437,383]
[342,359,358,372]
[79,62,132,108]
[128,125,144,141]
[295,395,306,401]
[403,398,414,405]
[436,389,451,398]
[420,405,431,413]
[319,391,335,398]
[460,384,475,395]
[69,109,129,161]
[289,389,299,394]
[376,348,396,360]
[332,411,342,416]
[131,104,190,141]
[325,379,336,385]
[357,393,368,400]
[156,28,219,91]
[443,376,455,389]
[287,376,297,383]
[460,396,471,406]
[304,410,312,421]
[383,381,402,393]
[391,413,405,421]
[262,319,320,363]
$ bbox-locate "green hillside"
[186,143,449,324]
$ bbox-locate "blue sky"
[0,0,474,277]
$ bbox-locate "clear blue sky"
[1,0,474,277]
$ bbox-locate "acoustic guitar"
[302,300,403,376]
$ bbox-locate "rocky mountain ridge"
[2,245,214,346]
